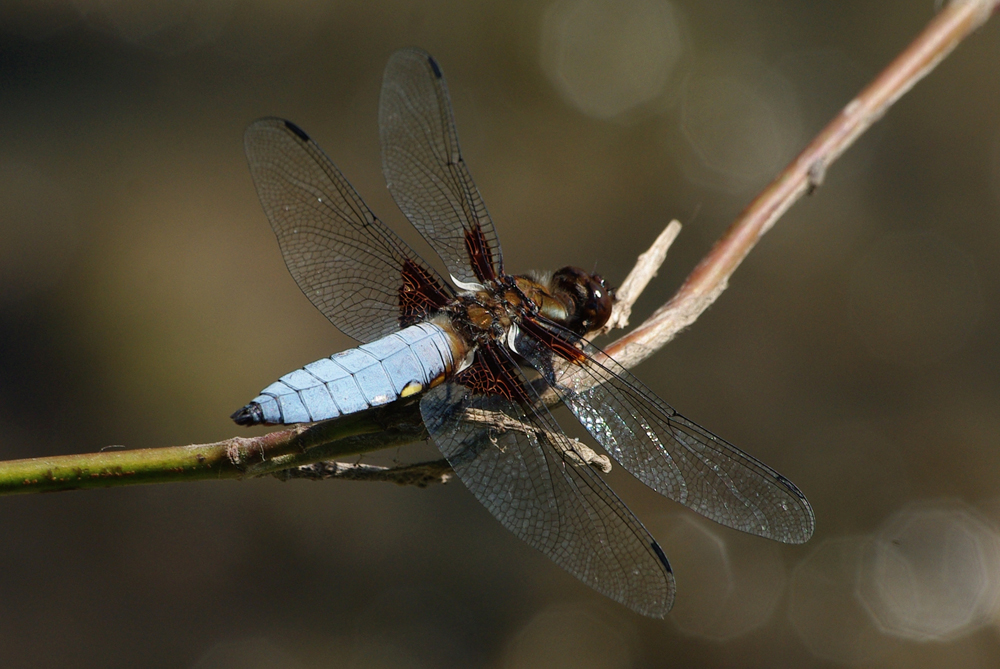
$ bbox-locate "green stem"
[0,401,427,496]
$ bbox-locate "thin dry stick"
[602,220,683,333]
[282,408,613,487]
[0,0,995,495]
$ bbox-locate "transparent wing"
[379,47,503,284]
[244,117,453,344]
[420,344,675,617]
[515,322,815,544]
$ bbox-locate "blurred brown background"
[2,1,999,667]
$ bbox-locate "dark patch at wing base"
[519,316,587,364]
[465,225,497,283]
[399,259,452,327]
[454,345,528,403]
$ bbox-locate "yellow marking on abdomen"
[400,381,423,398]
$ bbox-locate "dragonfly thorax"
[444,276,537,346]
[441,266,614,350]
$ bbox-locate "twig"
[601,220,682,333]
[0,0,996,496]
[0,400,428,495]
[275,405,613,487]
[461,407,612,473]
[604,0,1000,370]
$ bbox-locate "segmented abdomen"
[237,322,455,425]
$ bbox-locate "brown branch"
[605,0,1000,369]
[0,0,996,496]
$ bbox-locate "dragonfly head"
[551,266,614,334]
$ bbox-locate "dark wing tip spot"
[283,120,310,142]
[651,541,672,573]
[428,56,443,79]
[776,473,807,499]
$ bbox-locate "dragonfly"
[232,47,815,617]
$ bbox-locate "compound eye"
[585,276,614,330]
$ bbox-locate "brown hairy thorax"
[439,266,615,351]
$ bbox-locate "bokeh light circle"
[677,56,802,193]
[788,536,896,665]
[665,515,786,640]
[540,0,684,120]
[856,500,1000,641]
